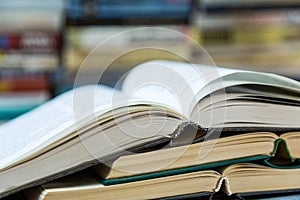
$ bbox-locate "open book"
[94,131,300,183]
[1,60,300,197]
[26,163,300,200]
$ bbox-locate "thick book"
[94,131,300,184]
[1,60,300,197]
[25,163,300,200]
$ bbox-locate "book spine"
[192,26,300,45]
[67,0,191,19]
[0,32,62,52]
[65,26,192,70]
[0,53,59,70]
[193,11,300,45]
[0,76,50,92]
[66,0,191,25]
[96,3,191,19]
[202,0,300,13]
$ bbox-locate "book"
[190,40,300,79]
[193,15,300,45]
[25,163,300,200]
[1,60,300,197]
[0,75,49,92]
[201,0,300,13]
[65,26,191,71]
[93,131,300,183]
[66,0,191,25]
[0,32,61,52]
[0,53,59,70]
[159,189,300,200]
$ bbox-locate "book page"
[194,71,300,103]
[123,60,300,118]
[0,85,120,170]
[122,60,240,116]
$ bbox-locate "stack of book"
[0,0,64,120]
[190,0,300,79]
[1,61,300,199]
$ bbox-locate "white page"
[123,60,300,117]
[122,60,241,116]
[0,85,119,170]
[193,71,300,104]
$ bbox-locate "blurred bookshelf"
[1,0,300,121]
[0,0,64,120]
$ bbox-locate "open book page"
[123,60,300,118]
[0,85,121,171]
[122,60,242,117]
[194,71,300,102]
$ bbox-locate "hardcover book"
[26,163,300,200]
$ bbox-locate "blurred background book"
[1,0,300,121]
